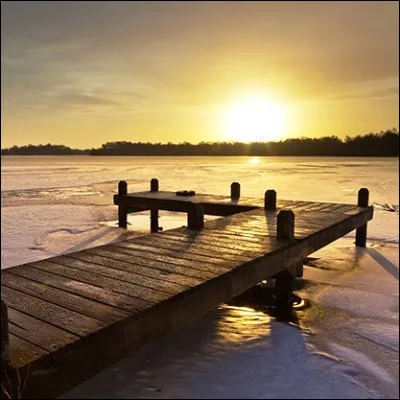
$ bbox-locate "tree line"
[1,129,398,157]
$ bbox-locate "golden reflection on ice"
[215,305,271,344]
[249,156,261,164]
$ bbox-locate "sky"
[1,1,399,148]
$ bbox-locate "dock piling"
[187,203,204,230]
[275,209,295,320]
[118,180,127,196]
[355,188,369,247]
[150,179,159,232]
[264,190,277,210]
[150,178,159,192]
[277,209,295,241]
[118,181,128,228]
[230,182,241,200]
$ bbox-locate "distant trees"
[1,143,90,155]
[1,129,398,157]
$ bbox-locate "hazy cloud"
[1,1,398,146]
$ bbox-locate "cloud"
[1,1,398,145]
[327,86,399,102]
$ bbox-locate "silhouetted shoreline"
[1,129,398,157]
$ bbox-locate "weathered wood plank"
[105,244,233,274]
[1,287,105,337]
[8,308,78,353]
[3,265,147,313]
[8,334,49,369]
[155,231,266,257]
[53,255,188,295]
[2,272,129,323]
[29,260,171,304]
[115,241,247,266]
[130,235,253,263]
[68,251,204,288]
[159,230,273,255]
[84,247,217,280]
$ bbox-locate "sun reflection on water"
[249,157,261,164]
[215,305,272,345]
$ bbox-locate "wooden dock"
[1,181,373,399]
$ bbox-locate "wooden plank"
[155,231,266,257]
[159,229,287,257]
[8,334,49,369]
[103,244,233,274]
[29,260,171,304]
[8,308,78,353]
[159,227,275,251]
[311,203,356,213]
[68,251,204,288]
[4,265,147,313]
[52,255,188,295]
[115,241,247,266]
[115,192,257,216]
[130,235,254,263]
[84,247,217,280]
[1,287,105,337]
[2,272,129,323]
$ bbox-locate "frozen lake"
[1,156,399,398]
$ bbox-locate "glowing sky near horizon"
[1,1,398,148]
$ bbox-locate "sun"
[222,94,287,142]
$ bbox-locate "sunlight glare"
[223,94,287,142]
[249,157,261,164]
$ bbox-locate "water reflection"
[215,305,272,345]
[249,156,261,164]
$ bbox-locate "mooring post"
[150,178,159,233]
[231,182,241,200]
[1,299,9,373]
[118,180,128,228]
[150,178,159,192]
[275,209,295,320]
[355,188,369,247]
[277,209,295,241]
[264,189,277,210]
[187,203,204,230]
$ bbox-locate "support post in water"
[1,299,9,372]
[187,203,204,230]
[118,181,128,228]
[275,209,295,320]
[230,182,241,200]
[355,188,369,247]
[264,189,277,211]
[150,178,159,232]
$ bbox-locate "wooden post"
[275,209,295,320]
[118,180,127,196]
[187,203,204,230]
[355,188,369,247]
[1,300,9,372]
[150,178,159,192]
[295,261,304,278]
[231,182,240,200]
[264,190,277,210]
[150,179,159,232]
[118,181,128,228]
[277,209,295,241]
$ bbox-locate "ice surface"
[1,156,398,398]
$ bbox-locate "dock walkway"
[1,182,373,399]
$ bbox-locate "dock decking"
[1,183,373,399]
